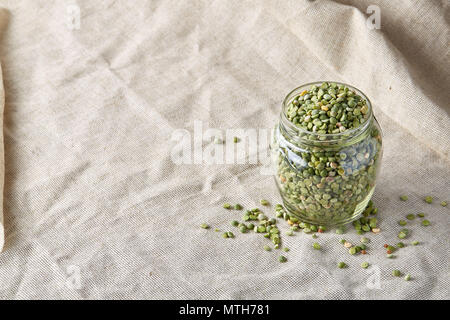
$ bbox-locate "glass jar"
[271,82,383,226]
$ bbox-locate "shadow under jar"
[271,82,383,226]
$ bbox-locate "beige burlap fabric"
[0,8,7,252]
[0,0,448,299]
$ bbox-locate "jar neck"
[278,82,374,148]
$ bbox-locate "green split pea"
[396,242,405,248]
[392,270,401,277]
[222,231,234,238]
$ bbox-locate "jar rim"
[281,81,374,143]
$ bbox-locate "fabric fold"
[266,0,450,159]
[0,8,7,252]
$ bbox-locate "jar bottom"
[281,188,375,227]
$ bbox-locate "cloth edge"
[0,8,6,251]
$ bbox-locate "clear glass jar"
[271,82,383,226]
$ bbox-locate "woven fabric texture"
[0,0,448,299]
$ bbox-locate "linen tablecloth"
[0,0,448,299]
